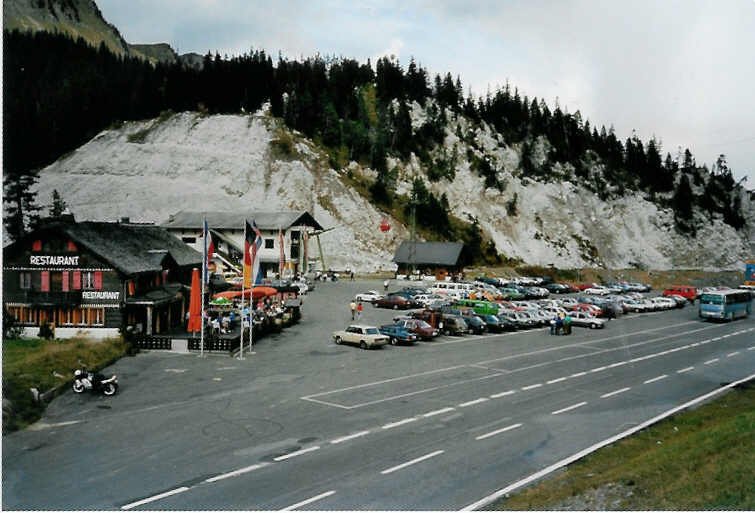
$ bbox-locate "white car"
[569,311,606,329]
[584,286,611,295]
[354,290,384,303]
[332,325,390,349]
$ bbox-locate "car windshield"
[365,328,379,335]
[417,320,432,329]
[700,294,724,305]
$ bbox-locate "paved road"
[3,279,754,510]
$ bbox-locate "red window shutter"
[94,271,103,290]
[73,271,81,290]
[128,280,135,296]
[32,240,42,251]
[67,240,78,251]
[41,271,50,292]
[62,272,69,292]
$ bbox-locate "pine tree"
[3,171,41,241]
[49,189,67,217]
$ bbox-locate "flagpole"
[238,220,246,361]
[200,218,206,358]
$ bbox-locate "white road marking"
[601,387,631,398]
[677,366,694,374]
[27,420,82,431]
[727,351,740,357]
[281,490,336,511]
[590,366,607,373]
[521,383,543,391]
[382,418,417,429]
[463,373,755,511]
[490,390,516,399]
[422,407,456,417]
[205,462,270,483]
[704,358,719,365]
[380,450,445,475]
[121,487,190,510]
[690,342,701,347]
[749,346,755,351]
[547,377,568,384]
[273,446,320,461]
[644,374,668,384]
[459,398,489,408]
[551,401,587,415]
[608,361,628,368]
[570,372,587,378]
[476,423,523,441]
[329,431,371,444]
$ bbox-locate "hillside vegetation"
[4,28,753,269]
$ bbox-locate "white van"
[428,282,476,298]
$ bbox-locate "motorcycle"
[72,368,118,396]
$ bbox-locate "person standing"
[356,301,364,320]
[349,300,357,320]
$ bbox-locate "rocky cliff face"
[32,108,754,272]
[3,0,131,56]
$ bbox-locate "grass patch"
[496,382,755,510]
[2,337,129,433]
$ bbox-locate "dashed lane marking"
[677,366,694,374]
[521,383,543,391]
[281,490,336,511]
[552,401,587,415]
[601,387,631,398]
[380,450,445,475]
[205,463,270,483]
[476,423,523,441]
[727,351,740,357]
[422,407,455,418]
[644,374,668,384]
[329,431,371,445]
[704,358,719,365]
[121,487,190,510]
[273,446,320,462]
[546,377,568,384]
[382,418,417,429]
[459,398,489,408]
[490,390,516,399]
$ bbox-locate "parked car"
[355,290,384,303]
[332,325,390,349]
[544,283,571,294]
[667,294,688,308]
[374,294,419,310]
[440,314,468,336]
[568,311,606,329]
[461,314,487,334]
[479,314,512,332]
[571,303,604,317]
[395,318,439,340]
[662,286,698,302]
[584,286,611,295]
[379,324,419,345]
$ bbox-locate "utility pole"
[409,188,417,278]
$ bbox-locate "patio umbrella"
[212,287,278,301]
[186,268,202,333]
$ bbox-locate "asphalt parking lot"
[3,278,754,510]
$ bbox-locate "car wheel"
[360,341,367,350]
[334,336,342,345]
[591,323,598,329]
[393,304,399,310]
[390,337,397,345]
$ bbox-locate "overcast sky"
[98,0,755,185]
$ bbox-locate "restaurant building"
[393,241,465,281]
[3,216,201,339]
[162,210,324,277]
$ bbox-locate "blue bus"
[698,290,752,321]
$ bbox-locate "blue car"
[379,324,419,345]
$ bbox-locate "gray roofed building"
[393,241,465,267]
[162,211,324,232]
[62,221,201,275]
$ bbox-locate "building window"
[86,308,104,326]
[265,239,274,249]
[19,272,32,290]
[182,236,197,244]
[32,240,42,251]
[82,271,95,289]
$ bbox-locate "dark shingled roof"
[162,210,324,231]
[61,221,201,275]
[393,241,464,267]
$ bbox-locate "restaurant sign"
[30,255,80,266]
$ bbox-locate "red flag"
[278,229,285,275]
[244,220,263,287]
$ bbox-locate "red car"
[570,303,604,317]
[662,286,698,302]
[395,318,439,340]
[374,294,418,310]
